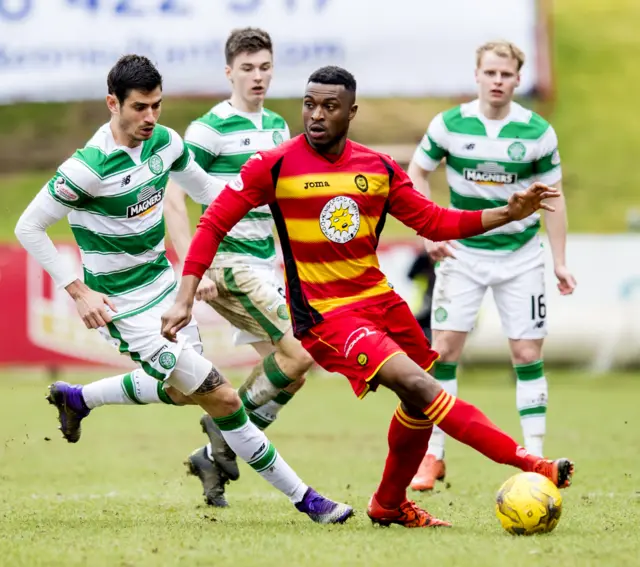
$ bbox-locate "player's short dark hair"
[307,66,357,93]
[225,27,273,65]
[107,54,163,105]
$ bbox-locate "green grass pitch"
[0,366,638,566]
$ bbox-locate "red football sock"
[423,391,539,470]
[374,405,433,509]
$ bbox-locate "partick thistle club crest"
[319,196,361,244]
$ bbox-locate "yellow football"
[495,472,563,535]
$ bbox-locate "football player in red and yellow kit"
[162,66,574,528]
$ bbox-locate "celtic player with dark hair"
[24,29,317,511]
[14,54,353,526]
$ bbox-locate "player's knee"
[277,339,314,377]
[511,341,542,366]
[393,372,441,409]
[292,347,314,374]
[512,351,541,366]
[432,334,464,362]
[212,384,243,414]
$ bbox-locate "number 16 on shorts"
[531,294,546,329]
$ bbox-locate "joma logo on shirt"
[127,188,163,218]
[464,169,517,185]
[304,180,330,189]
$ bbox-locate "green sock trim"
[156,382,177,406]
[519,405,547,417]
[121,373,146,405]
[213,407,249,431]
[263,353,294,389]
[240,391,259,411]
[514,360,544,381]
[249,412,271,430]
[248,442,278,472]
[273,390,294,405]
[434,361,457,381]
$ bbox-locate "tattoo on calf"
[194,367,226,395]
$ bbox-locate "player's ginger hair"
[476,41,525,71]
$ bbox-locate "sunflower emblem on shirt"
[319,196,361,244]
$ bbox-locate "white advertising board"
[0,0,544,102]
[21,235,640,372]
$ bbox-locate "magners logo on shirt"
[127,186,163,218]
[463,162,517,185]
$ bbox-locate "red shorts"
[300,293,439,398]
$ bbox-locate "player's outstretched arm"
[427,182,559,239]
[483,182,560,229]
[15,188,116,329]
[387,158,559,241]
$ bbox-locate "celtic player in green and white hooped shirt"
[164,28,315,507]
[407,41,577,491]
[41,123,203,319]
[14,54,353,523]
[183,99,288,266]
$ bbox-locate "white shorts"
[206,264,291,346]
[99,290,212,395]
[431,238,547,340]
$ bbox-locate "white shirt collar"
[98,123,143,162]
[461,99,531,124]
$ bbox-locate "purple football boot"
[295,487,354,524]
[46,381,91,443]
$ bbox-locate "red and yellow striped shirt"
[184,135,484,336]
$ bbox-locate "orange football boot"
[367,493,452,528]
[532,458,575,488]
[410,454,446,491]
